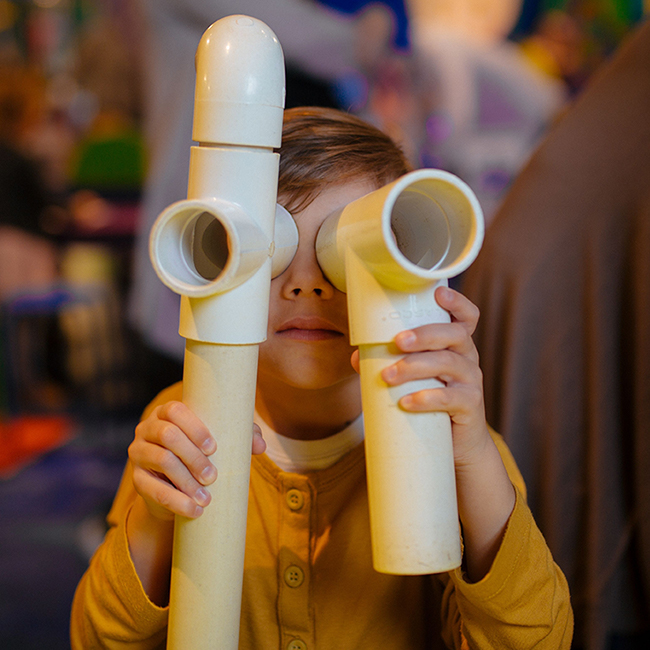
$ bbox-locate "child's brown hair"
[277,107,411,214]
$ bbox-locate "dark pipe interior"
[192,212,230,281]
[390,187,451,270]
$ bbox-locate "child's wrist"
[127,497,175,607]
[453,424,493,472]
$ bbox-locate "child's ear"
[350,349,360,374]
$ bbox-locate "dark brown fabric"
[460,20,650,650]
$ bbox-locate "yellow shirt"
[71,383,573,649]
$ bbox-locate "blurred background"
[0,1,648,649]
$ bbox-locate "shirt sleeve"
[69,385,184,649]
[440,431,574,649]
[70,463,169,649]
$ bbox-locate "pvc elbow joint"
[315,169,485,344]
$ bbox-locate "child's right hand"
[128,401,266,521]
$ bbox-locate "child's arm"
[356,287,573,647]
[71,396,266,648]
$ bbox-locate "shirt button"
[287,640,307,650]
[286,488,304,511]
[284,565,305,588]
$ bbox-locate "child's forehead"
[281,179,381,230]
[278,173,384,216]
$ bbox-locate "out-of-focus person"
[365,0,567,224]
[519,10,587,94]
[0,64,59,300]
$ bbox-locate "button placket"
[278,475,313,648]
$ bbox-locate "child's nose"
[280,249,335,299]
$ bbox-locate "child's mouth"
[277,328,343,341]
[276,317,344,341]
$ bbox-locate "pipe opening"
[390,187,451,271]
[191,212,230,281]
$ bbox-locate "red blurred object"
[0,414,74,479]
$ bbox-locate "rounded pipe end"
[193,15,286,147]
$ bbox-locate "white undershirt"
[254,411,365,473]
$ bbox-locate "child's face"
[257,178,378,391]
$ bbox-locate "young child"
[71,107,573,649]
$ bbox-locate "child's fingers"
[252,423,266,455]
[393,322,479,364]
[398,384,484,425]
[382,349,482,388]
[155,401,216,455]
[434,286,480,336]
[129,437,213,508]
[132,465,204,519]
[350,349,360,374]
[137,418,217,488]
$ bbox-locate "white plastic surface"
[360,343,462,573]
[149,146,297,344]
[317,169,483,289]
[271,204,300,278]
[167,343,258,649]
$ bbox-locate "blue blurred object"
[319,0,410,50]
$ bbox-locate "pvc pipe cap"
[193,15,286,148]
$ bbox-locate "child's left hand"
[351,285,490,470]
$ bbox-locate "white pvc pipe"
[316,169,484,574]
[167,342,258,649]
[148,16,295,650]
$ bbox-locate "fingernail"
[397,331,415,347]
[383,366,397,382]
[195,487,210,506]
[201,464,217,483]
[400,395,414,409]
[202,437,216,454]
